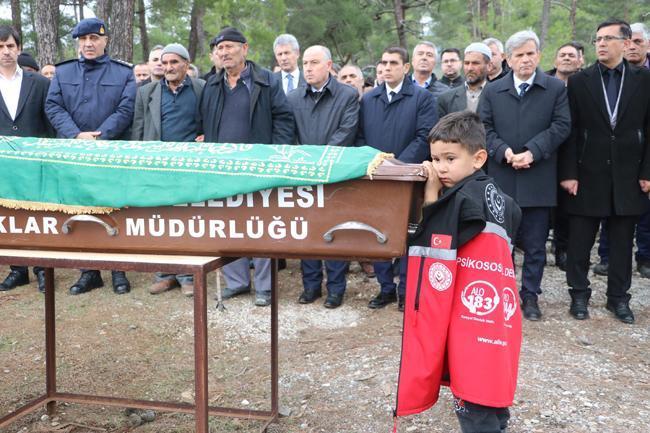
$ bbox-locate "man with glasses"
[559,19,650,324]
[439,48,465,88]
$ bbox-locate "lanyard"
[599,65,625,129]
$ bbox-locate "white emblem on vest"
[485,183,505,223]
[428,262,452,291]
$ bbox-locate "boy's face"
[430,140,486,187]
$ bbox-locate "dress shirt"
[0,66,23,120]
[283,69,300,94]
[411,73,431,89]
[386,80,404,102]
[465,81,485,112]
[513,72,535,95]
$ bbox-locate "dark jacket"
[411,73,449,98]
[559,61,650,217]
[132,77,205,141]
[440,75,465,89]
[198,60,294,144]
[356,78,438,163]
[286,76,358,146]
[0,71,53,137]
[478,69,571,207]
[45,54,136,139]
[437,85,468,118]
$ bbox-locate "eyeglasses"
[592,35,627,44]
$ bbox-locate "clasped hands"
[504,148,533,169]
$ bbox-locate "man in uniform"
[45,17,136,295]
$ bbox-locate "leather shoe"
[149,279,179,295]
[368,291,397,309]
[637,262,650,279]
[593,261,608,276]
[569,297,589,320]
[219,285,250,300]
[111,271,131,295]
[606,300,635,324]
[398,295,405,312]
[555,250,567,272]
[36,271,46,293]
[0,270,29,291]
[255,294,271,307]
[521,297,542,321]
[69,271,104,295]
[324,293,343,309]
[298,289,322,304]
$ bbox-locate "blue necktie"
[518,82,529,97]
[286,73,294,93]
[605,69,618,111]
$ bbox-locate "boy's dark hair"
[596,19,632,39]
[383,46,409,64]
[0,25,21,47]
[427,111,486,153]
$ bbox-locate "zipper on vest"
[413,257,426,311]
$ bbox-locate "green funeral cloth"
[0,136,389,214]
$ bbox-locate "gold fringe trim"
[0,198,115,215]
[366,152,395,179]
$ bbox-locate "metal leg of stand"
[44,267,56,415]
[194,267,209,433]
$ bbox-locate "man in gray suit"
[478,30,571,321]
[438,42,491,118]
[273,34,306,95]
[131,42,205,297]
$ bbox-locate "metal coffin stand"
[0,250,279,433]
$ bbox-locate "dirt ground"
[0,248,649,433]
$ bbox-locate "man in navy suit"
[0,25,53,293]
[273,33,305,95]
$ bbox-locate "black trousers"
[454,398,510,433]
[566,214,637,302]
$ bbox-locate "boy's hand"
[422,161,442,203]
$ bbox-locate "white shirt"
[513,72,535,95]
[282,68,300,94]
[386,80,404,102]
[0,66,23,120]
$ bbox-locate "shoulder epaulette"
[54,58,78,67]
[111,58,134,69]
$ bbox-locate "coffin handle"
[323,221,387,244]
[61,215,119,237]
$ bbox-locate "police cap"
[72,18,107,39]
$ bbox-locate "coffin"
[0,160,425,260]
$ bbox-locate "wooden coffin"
[0,161,425,260]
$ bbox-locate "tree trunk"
[136,0,149,61]
[569,0,577,41]
[539,0,551,50]
[109,0,134,62]
[393,0,407,50]
[10,0,22,42]
[95,0,111,26]
[188,0,206,62]
[468,0,479,39]
[34,0,60,66]
[479,0,489,24]
[78,0,85,21]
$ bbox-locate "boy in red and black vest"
[394,111,522,433]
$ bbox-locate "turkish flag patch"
[430,234,452,249]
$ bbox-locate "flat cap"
[464,42,492,60]
[211,27,247,47]
[18,52,40,71]
[161,43,190,61]
[72,18,107,39]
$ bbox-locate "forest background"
[1,0,649,78]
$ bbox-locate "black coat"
[0,71,53,137]
[478,69,570,207]
[559,61,650,217]
[198,61,294,144]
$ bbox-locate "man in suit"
[0,25,53,293]
[357,46,438,311]
[559,19,650,324]
[438,42,491,118]
[273,34,305,95]
[410,41,449,97]
[132,43,205,297]
[479,30,571,321]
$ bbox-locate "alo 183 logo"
[461,280,500,316]
[502,287,518,321]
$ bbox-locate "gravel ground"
[0,245,649,433]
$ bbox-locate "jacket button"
[607,159,611,165]
[611,135,615,140]
[11,125,18,130]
